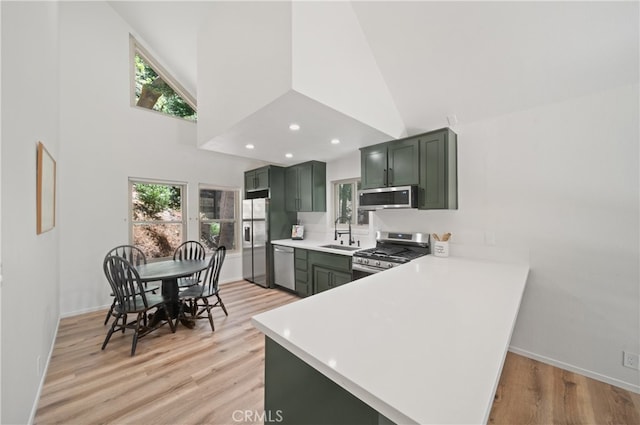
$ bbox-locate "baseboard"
[60,303,111,319]
[509,345,640,394]
[219,276,244,285]
[28,318,61,425]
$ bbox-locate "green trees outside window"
[132,36,197,121]
[131,181,185,259]
[199,188,237,252]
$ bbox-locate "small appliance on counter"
[352,231,430,280]
[291,224,304,240]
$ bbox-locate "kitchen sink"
[320,244,360,251]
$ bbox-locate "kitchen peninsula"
[252,255,529,424]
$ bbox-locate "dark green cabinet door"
[313,266,352,294]
[244,170,256,191]
[314,267,333,294]
[388,138,419,187]
[255,167,270,190]
[419,129,457,209]
[245,166,270,191]
[297,163,313,212]
[360,144,388,189]
[285,161,326,212]
[285,166,299,212]
[294,249,310,297]
[332,270,352,288]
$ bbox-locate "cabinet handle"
[383,169,388,186]
[389,168,393,185]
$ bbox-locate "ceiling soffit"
[197,1,404,164]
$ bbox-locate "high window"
[334,178,369,227]
[129,179,186,259]
[199,187,238,252]
[131,36,197,121]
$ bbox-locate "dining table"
[135,258,209,327]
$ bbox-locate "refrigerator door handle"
[244,225,251,242]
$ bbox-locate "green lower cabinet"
[308,251,351,295]
[313,267,333,294]
[293,249,352,296]
[313,266,352,294]
[295,249,310,297]
[332,270,352,286]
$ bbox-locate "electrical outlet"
[623,351,639,370]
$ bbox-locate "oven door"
[352,262,383,280]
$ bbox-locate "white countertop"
[251,255,529,424]
[271,238,375,256]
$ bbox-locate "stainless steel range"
[352,231,430,279]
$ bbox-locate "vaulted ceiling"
[109,1,639,165]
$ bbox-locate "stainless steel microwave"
[358,185,418,210]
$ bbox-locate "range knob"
[375,260,381,267]
[387,263,394,268]
[363,259,369,265]
[355,257,362,264]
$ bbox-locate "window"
[131,36,197,121]
[130,179,186,259]
[334,178,369,226]
[199,187,238,252]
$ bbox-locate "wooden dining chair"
[176,246,227,331]
[103,245,159,325]
[173,241,206,288]
[102,255,176,356]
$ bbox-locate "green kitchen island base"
[265,337,393,425]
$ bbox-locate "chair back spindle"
[107,245,147,266]
[103,256,150,311]
[200,246,227,297]
[173,241,206,261]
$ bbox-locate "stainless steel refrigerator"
[242,198,269,287]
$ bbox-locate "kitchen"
[2,1,639,424]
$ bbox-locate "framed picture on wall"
[37,141,56,234]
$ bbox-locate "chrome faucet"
[334,216,354,245]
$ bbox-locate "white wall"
[58,2,264,317]
[330,83,639,391]
[1,2,61,423]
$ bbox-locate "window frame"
[333,178,368,228]
[198,184,240,254]
[128,178,188,260]
[129,35,197,119]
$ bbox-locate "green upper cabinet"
[360,128,458,209]
[360,138,419,189]
[245,166,270,193]
[388,138,421,187]
[418,128,458,210]
[360,144,388,189]
[285,161,326,212]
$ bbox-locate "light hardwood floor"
[35,280,640,425]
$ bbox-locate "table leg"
[160,278,195,329]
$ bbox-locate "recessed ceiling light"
[245,144,255,149]
[289,123,300,131]
[331,138,340,145]
[285,153,293,158]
